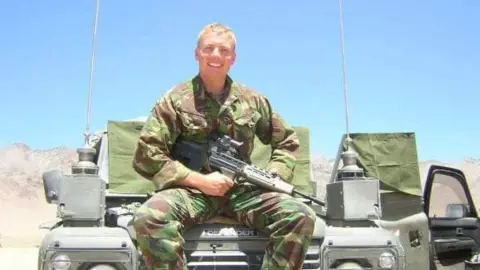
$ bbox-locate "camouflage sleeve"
[132,95,192,190]
[254,95,300,182]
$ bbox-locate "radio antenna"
[84,0,100,146]
[338,0,350,144]
[335,0,364,181]
[72,0,101,176]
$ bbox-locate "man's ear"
[230,51,236,65]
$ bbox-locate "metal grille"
[185,245,321,270]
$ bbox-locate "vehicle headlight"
[87,264,117,270]
[379,252,395,268]
[52,254,71,270]
[336,261,363,269]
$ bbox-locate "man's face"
[195,32,236,78]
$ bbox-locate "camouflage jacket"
[132,75,300,191]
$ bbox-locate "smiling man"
[132,22,316,270]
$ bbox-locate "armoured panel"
[58,174,105,221]
[321,227,406,270]
[373,212,430,270]
[38,227,137,270]
[41,227,134,249]
[380,191,423,221]
[326,179,381,220]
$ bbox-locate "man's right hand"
[179,171,234,196]
[198,172,234,196]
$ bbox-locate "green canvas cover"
[341,132,422,197]
[106,120,313,195]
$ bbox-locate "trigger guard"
[232,174,244,184]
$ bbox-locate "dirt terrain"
[0,142,479,249]
[0,143,77,248]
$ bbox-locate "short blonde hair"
[197,22,237,49]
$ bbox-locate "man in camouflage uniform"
[132,22,317,270]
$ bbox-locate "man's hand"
[178,171,234,196]
[198,172,234,196]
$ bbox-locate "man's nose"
[211,47,221,57]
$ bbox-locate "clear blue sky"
[1,1,478,162]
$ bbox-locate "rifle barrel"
[292,190,325,207]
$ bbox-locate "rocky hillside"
[0,142,479,248]
[0,143,77,247]
[0,143,77,202]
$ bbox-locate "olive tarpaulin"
[105,120,314,195]
[103,120,423,198]
[341,132,422,196]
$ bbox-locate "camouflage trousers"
[133,183,317,270]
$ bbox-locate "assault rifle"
[171,134,325,207]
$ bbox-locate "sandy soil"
[0,248,39,269]
[0,195,57,248]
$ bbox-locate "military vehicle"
[37,118,480,270]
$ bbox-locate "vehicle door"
[423,164,480,269]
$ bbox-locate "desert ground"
[0,142,479,269]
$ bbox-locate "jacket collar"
[192,74,240,112]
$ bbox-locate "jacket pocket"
[230,111,261,155]
[177,110,209,138]
[232,110,260,129]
